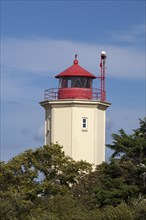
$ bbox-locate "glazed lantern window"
[59,77,92,88]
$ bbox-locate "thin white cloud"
[108,24,145,43]
[34,125,44,142]
[1,37,145,79]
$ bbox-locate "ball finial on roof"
[73,54,78,65]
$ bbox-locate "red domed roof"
[55,55,96,79]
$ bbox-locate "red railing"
[44,88,105,101]
[92,88,101,100]
[44,88,58,100]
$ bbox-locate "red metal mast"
[99,51,107,102]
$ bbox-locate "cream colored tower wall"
[71,106,105,165]
[96,108,106,164]
[51,107,72,156]
[41,100,110,166]
[71,106,96,164]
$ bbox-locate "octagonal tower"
[40,54,111,166]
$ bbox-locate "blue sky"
[1,0,145,162]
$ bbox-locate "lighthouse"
[40,52,111,166]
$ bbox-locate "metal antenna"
[99,51,107,102]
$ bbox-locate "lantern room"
[55,55,96,100]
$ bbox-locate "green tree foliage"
[1,118,146,219]
[72,160,140,208]
[72,118,146,210]
[101,203,134,220]
[107,118,146,164]
[0,144,91,219]
[0,144,91,198]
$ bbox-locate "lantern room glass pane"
[59,78,71,88]
[59,77,92,88]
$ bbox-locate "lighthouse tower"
[40,53,111,166]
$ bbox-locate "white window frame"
[82,117,88,131]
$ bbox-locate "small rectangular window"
[82,117,88,130]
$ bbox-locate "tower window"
[82,117,88,130]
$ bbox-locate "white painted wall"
[40,100,110,166]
